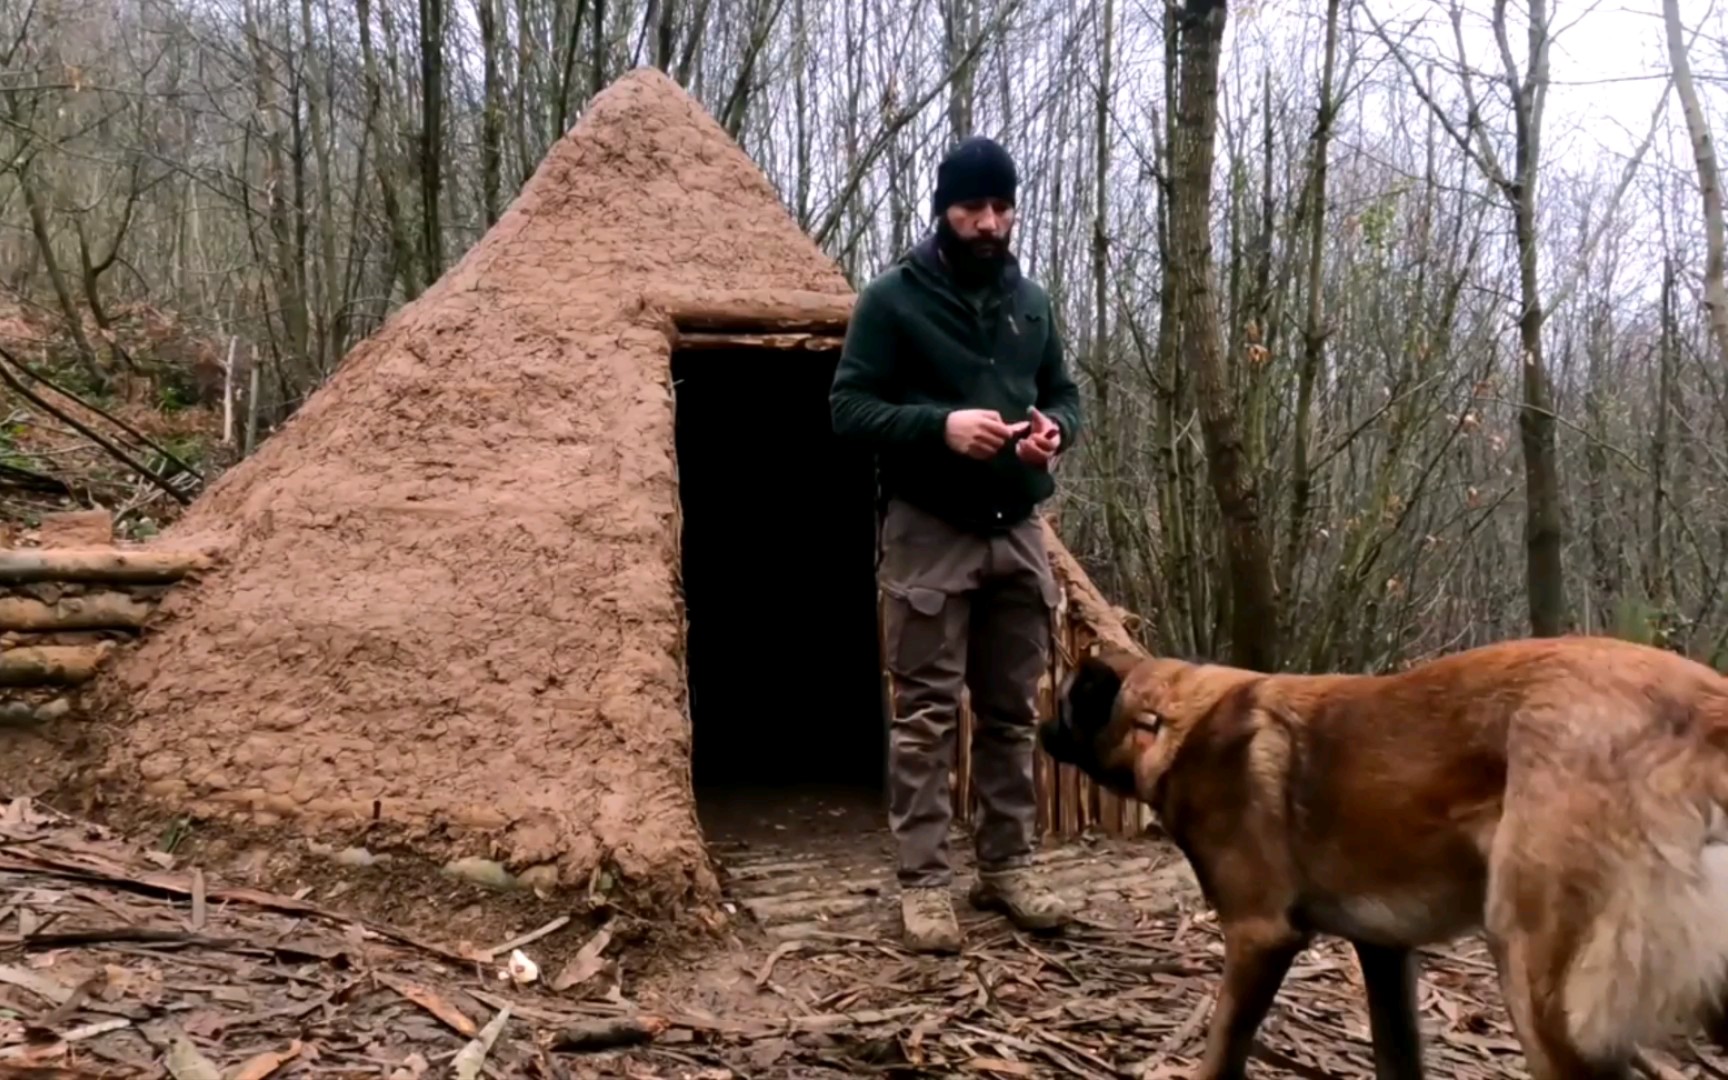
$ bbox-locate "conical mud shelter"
[59,68,1142,917]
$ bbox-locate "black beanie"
[932,136,1018,217]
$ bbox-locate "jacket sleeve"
[830,280,950,446]
[1035,304,1084,453]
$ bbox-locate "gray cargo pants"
[877,497,1060,888]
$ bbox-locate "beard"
[935,216,1011,288]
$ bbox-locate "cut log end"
[0,644,115,687]
[0,696,74,726]
[0,594,153,633]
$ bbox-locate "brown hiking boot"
[968,867,1071,933]
[900,886,963,954]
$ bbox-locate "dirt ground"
[5,791,1728,1080]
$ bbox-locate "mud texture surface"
[70,67,852,915]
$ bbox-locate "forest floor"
[7,790,1728,1079]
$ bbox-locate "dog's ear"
[1060,652,1128,737]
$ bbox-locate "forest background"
[2,0,1727,674]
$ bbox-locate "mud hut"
[66,68,1142,915]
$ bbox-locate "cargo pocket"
[881,583,954,678]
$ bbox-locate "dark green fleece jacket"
[829,234,1083,534]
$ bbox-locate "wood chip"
[188,869,206,932]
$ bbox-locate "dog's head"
[1039,649,1261,804]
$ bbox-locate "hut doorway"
[670,343,888,834]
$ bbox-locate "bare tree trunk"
[1663,0,1728,373]
[942,0,977,142]
[654,0,678,69]
[1171,0,1279,670]
[791,0,811,227]
[18,164,103,385]
[1502,0,1568,636]
[1649,258,1676,615]
[1282,0,1344,602]
[479,0,503,228]
[358,0,421,300]
[590,0,608,99]
[301,0,340,373]
[419,0,446,279]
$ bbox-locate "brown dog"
[1038,635,1728,1080]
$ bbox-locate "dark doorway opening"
[671,344,887,839]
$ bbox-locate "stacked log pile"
[1,513,209,727]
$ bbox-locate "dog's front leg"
[1194,917,1306,1080]
[1353,941,1425,1079]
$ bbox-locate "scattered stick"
[49,1018,131,1043]
[228,1041,304,1080]
[753,940,807,988]
[188,869,206,932]
[0,346,189,505]
[477,915,570,963]
[546,1015,667,1053]
[0,844,471,964]
[0,345,205,484]
[6,927,344,963]
[375,972,479,1038]
[451,1007,510,1080]
[0,1018,132,1065]
[0,461,70,496]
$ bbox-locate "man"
[830,135,1084,954]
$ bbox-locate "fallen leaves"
[374,972,478,1038]
[228,1040,303,1080]
[451,1007,510,1080]
[551,925,613,994]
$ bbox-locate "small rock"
[443,856,517,889]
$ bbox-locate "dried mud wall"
[78,68,852,915]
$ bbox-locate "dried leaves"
[5,794,1728,1079]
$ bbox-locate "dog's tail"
[1510,693,1728,1069]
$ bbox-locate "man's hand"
[1015,408,1062,468]
[945,409,1030,460]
